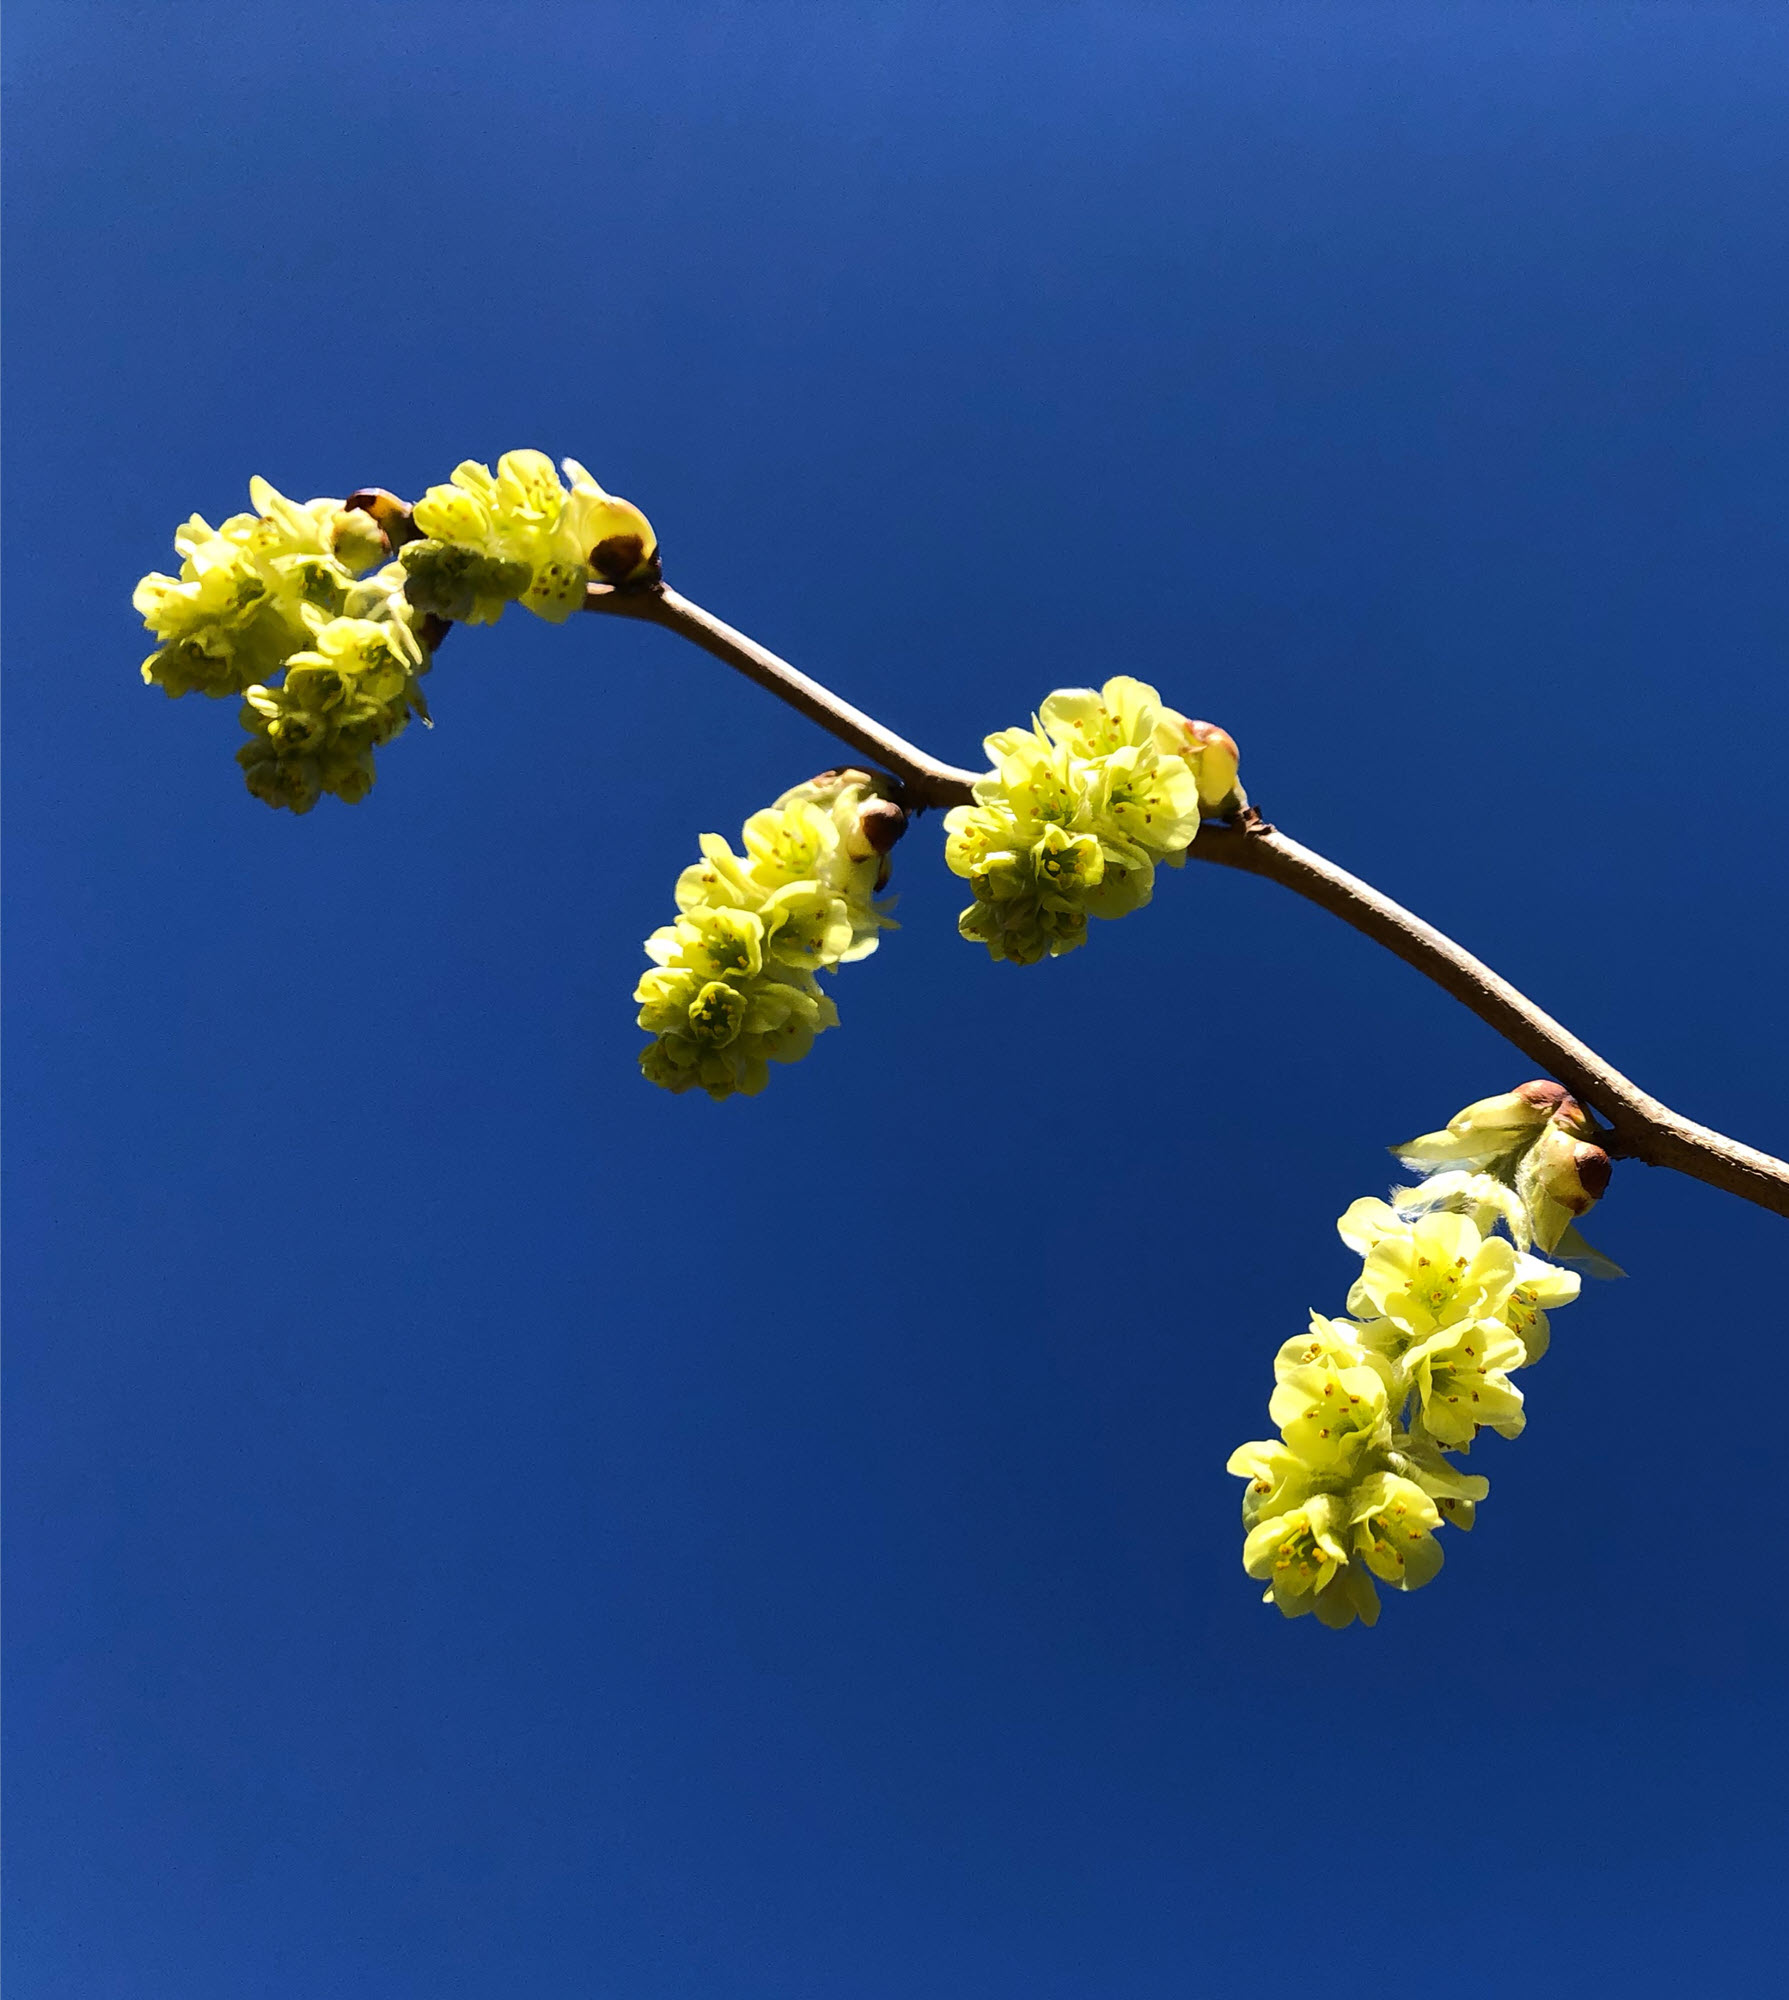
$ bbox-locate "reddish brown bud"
[591,534,661,586]
[345,487,424,550]
[1572,1145,1613,1203]
[1525,1124,1613,1224]
[856,797,909,855]
[1514,1080,1599,1140]
[1513,1080,1571,1113]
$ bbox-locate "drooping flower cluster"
[135,452,658,813]
[636,771,906,1101]
[135,478,434,816]
[1227,1084,1615,1629]
[136,478,402,698]
[944,676,1241,964]
[401,450,658,625]
[234,601,431,815]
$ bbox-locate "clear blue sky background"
[8,4,1789,1994]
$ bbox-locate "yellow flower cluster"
[403,450,657,625]
[236,607,430,815]
[944,676,1240,964]
[135,451,657,813]
[1227,1085,1614,1629]
[134,477,432,813]
[636,771,905,1101]
[136,477,403,699]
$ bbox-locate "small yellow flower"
[1346,1210,1520,1346]
[1499,1254,1580,1365]
[1243,1496,1382,1628]
[1347,1472,1444,1591]
[1399,1319,1528,1447]
[1269,1343,1392,1478]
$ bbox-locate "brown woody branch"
[586,579,1789,1221]
[587,582,983,809]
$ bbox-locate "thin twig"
[586,580,1789,1219]
[587,582,982,809]
[1192,817,1789,1215]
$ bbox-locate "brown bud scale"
[345,488,424,549]
[1514,1080,1572,1113]
[1572,1145,1613,1202]
[591,535,662,587]
[856,798,909,854]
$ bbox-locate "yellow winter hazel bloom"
[1400,1318,1527,1447]
[1242,1495,1383,1628]
[1347,1472,1444,1591]
[1499,1254,1579,1366]
[945,676,1224,965]
[637,771,904,1100]
[1340,1212,1537,1444]
[1267,1318,1392,1476]
[1385,1426,1490,1530]
[1345,1210,1519,1347]
[406,450,658,625]
[235,589,431,814]
[636,963,834,1099]
[1229,1086,1604,1629]
[1227,1440,1317,1527]
[136,477,396,700]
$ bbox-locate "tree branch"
[586,580,1789,1220]
[1191,819,1789,1215]
[587,582,983,809]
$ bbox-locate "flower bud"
[855,796,908,856]
[1175,716,1243,814]
[1513,1080,1595,1139]
[1516,1122,1613,1252]
[344,488,424,550]
[1511,1079,1571,1115]
[1535,1128,1612,1210]
[590,532,662,587]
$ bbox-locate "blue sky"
[7,4,1789,1994]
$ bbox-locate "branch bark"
[588,582,982,809]
[586,580,1789,1220]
